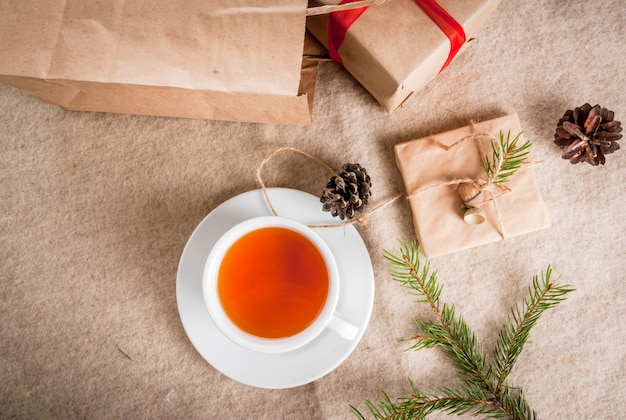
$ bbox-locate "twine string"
[306,0,392,16]
[255,147,335,217]
[405,127,498,199]
[470,123,509,228]
[470,121,506,238]
[255,146,403,228]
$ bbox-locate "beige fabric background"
[1,1,624,418]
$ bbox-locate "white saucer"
[176,188,375,389]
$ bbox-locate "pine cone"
[320,163,372,220]
[554,103,622,165]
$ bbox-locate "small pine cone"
[554,103,622,165]
[320,163,372,220]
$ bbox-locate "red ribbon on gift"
[326,0,368,66]
[327,0,466,72]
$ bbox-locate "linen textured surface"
[1,1,624,418]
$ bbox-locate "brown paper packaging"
[394,114,551,258]
[307,0,501,113]
[0,1,319,125]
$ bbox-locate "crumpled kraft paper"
[307,0,501,113]
[394,113,551,257]
[0,0,319,125]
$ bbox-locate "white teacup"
[203,216,359,354]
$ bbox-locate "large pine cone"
[554,103,622,165]
[321,163,371,220]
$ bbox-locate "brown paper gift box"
[394,114,551,258]
[0,0,319,125]
[307,0,500,113]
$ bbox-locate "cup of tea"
[203,216,358,353]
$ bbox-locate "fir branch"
[408,380,497,418]
[490,267,575,391]
[427,304,490,391]
[384,242,441,309]
[405,320,445,351]
[482,131,532,185]
[355,240,574,420]
[385,240,492,393]
[353,380,496,420]
[493,387,537,420]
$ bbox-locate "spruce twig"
[490,267,574,392]
[483,131,532,186]
[352,240,574,420]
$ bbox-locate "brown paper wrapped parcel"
[0,0,319,125]
[394,114,551,257]
[307,0,501,113]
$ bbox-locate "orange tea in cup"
[217,226,329,339]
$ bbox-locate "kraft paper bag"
[0,0,319,125]
[394,114,551,257]
[307,0,501,113]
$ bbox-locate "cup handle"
[327,312,359,340]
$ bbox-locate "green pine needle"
[482,130,532,185]
[491,267,575,391]
[354,240,574,420]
